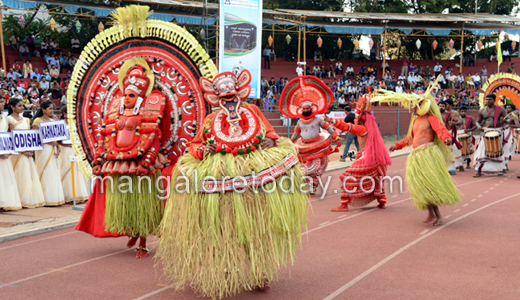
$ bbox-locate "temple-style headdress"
[279,74,333,119]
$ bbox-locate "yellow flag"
[497,41,503,69]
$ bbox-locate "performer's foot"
[127,237,138,248]
[458,166,465,172]
[473,173,482,178]
[377,202,386,209]
[432,217,444,226]
[423,214,436,224]
[498,173,504,176]
[135,247,149,259]
[258,279,270,291]
[331,204,349,212]
[466,165,471,169]
[339,158,346,162]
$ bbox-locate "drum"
[458,133,472,156]
[483,130,503,158]
[515,129,520,154]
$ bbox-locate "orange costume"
[330,95,391,212]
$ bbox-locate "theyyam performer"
[70,5,218,258]
[279,74,340,195]
[157,69,308,298]
[324,94,392,212]
[376,77,461,225]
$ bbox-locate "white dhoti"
[473,128,504,175]
[503,128,514,169]
[447,130,463,172]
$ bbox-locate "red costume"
[330,95,392,212]
[279,75,340,194]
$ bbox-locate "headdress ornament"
[279,74,333,119]
[200,69,251,122]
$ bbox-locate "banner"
[39,120,68,143]
[12,129,43,152]
[0,132,14,155]
[61,124,72,145]
[219,0,262,98]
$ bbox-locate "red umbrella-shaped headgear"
[279,74,334,119]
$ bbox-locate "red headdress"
[279,75,334,119]
[122,65,151,98]
[199,70,251,122]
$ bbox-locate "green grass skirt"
[407,144,461,211]
[157,138,309,299]
[105,173,164,236]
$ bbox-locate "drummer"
[473,94,507,177]
[459,107,478,169]
[439,100,463,174]
[501,104,520,171]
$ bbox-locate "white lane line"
[322,192,520,300]
[463,204,469,207]
[470,199,476,202]
[484,191,489,194]
[0,241,158,289]
[337,215,349,219]
[420,230,429,235]
[320,221,331,226]
[445,215,451,219]
[133,284,176,300]
[478,195,483,198]
[490,187,494,190]
[454,209,461,213]
[0,231,78,251]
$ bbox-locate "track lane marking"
[322,192,520,300]
[133,283,177,300]
[0,231,78,251]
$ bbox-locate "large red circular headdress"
[67,5,218,178]
[279,75,334,119]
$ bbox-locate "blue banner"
[0,132,14,155]
[219,0,262,98]
[12,129,43,152]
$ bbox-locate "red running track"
[1,155,520,300]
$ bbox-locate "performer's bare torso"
[297,116,327,141]
[480,105,501,128]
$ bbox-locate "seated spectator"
[9,33,20,52]
[30,77,40,89]
[456,73,465,89]
[69,55,78,69]
[465,73,474,89]
[276,77,283,95]
[408,63,416,76]
[320,64,327,78]
[285,49,294,61]
[337,93,346,109]
[25,34,35,53]
[367,65,374,76]
[445,66,452,79]
[448,74,457,89]
[346,64,354,76]
[381,61,390,73]
[314,49,322,62]
[369,74,376,85]
[395,82,404,93]
[415,73,424,87]
[328,64,335,79]
[12,60,22,74]
[6,68,22,81]
[468,54,475,66]
[12,90,23,100]
[19,42,31,61]
[49,65,60,82]
[489,48,497,62]
[268,77,276,93]
[407,73,416,89]
[50,79,60,99]
[471,72,481,90]
[360,65,367,76]
[16,79,28,94]
[312,64,320,77]
[50,39,59,51]
[335,60,343,75]
[71,35,81,53]
[23,60,33,79]
[331,83,338,98]
[261,77,269,93]
[39,77,50,95]
[502,48,511,62]
[60,55,69,73]
[40,38,49,56]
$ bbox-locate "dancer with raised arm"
[325,94,392,212]
[280,74,340,195]
[375,77,461,225]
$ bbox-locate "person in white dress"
[58,106,89,203]
[0,98,22,211]
[7,99,45,208]
[32,100,65,206]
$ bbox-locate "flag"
[497,41,503,69]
